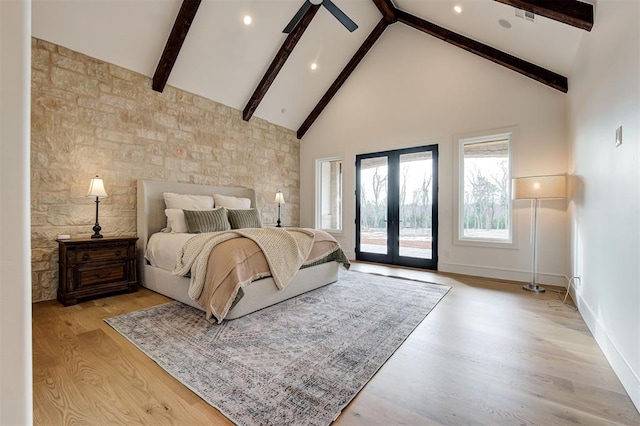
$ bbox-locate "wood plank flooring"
[32,263,640,425]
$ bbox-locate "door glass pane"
[399,152,433,259]
[360,157,388,254]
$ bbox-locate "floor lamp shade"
[512,175,566,200]
[512,175,566,293]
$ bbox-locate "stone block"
[51,67,99,97]
[52,53,86,74]
[87,61,110,83]
[112,78,138,99]
[154,112,178,129]
[32,48,50,71]
[96,128,133,144]
[119,110,153,128]
[120,145,145,163]
[100,93,137,111]
[136,128,167,142]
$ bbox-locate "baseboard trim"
[570,286,640,412]
[438,261,567,286]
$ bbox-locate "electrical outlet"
[615,126,622,147]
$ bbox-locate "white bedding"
[145,232,195,271]
[137,180,342,320]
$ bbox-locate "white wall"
[300,23,569,285]
[0,0,33,424]
[567,0,640,410]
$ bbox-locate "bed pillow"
[213,193,251,209]
[164,209,189,233]
[183,208,231,233]
[227,208,263,229]
[163,192,214,210]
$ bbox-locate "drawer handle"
[95,272,112,279]
[82,254,90,261]
[115,250,122,256]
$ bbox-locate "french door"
[355,145,438,269]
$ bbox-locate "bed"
[136,179,345,320]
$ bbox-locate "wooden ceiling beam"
[396,9,568,93]
[494,0,593,31]
[152,0,202,92]
[243,4,320,122]
[297,18,390,139]
[371,0,397,23]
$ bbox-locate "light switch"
[615,126,622,147]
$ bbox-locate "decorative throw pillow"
[164,209,189,233]
[227,208,263,229]
[213,193,251,209]
[183,208,231,233]
[163,192,214,210]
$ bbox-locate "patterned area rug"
[105,270,450,426]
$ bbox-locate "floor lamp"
[512,175,566,293]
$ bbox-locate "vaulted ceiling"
[32,0,591,138]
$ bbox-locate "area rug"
[105,270,450,426]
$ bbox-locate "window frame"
[454,129,518,249]
[315,156,343,234]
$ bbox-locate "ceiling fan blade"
[322,0,358,32]
[283,1,313,33]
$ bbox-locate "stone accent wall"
[31,38,300,302]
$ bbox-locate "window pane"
[359,157,388,254]
[399,152,433,259]
[461,138,511,241]
[318,159,342,231]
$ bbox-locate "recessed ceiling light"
[498,19,512,29]
[243,15,252,26]
[453,5,463,14]
[310,62,318,71]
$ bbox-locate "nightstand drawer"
[74,246,128,263]
[57,236,138,306]
[77,263,127,288]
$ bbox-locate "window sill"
[454,237,519,250]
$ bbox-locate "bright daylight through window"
[459,133,511,242]
[317,158,342,232]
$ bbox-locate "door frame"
[355,144,438,270]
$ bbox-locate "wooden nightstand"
[57,236,138,306]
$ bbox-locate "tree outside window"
[460,135,511,242]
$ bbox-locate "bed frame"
[136,179,339,319]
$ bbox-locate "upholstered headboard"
[136,179,257,270]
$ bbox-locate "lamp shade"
[274,191,285,204]
[512,175,566,200]
[87,176,108,198]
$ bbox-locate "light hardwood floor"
[32,263,640,425]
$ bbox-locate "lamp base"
[523,283,545,293]
[91,223,103,239]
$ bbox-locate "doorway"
[355,145,438,269]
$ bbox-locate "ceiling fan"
[283,0,358,33]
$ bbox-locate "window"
[458,133,512,243]
[316,157,342,232]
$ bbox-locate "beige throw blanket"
[174,228,315,301]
